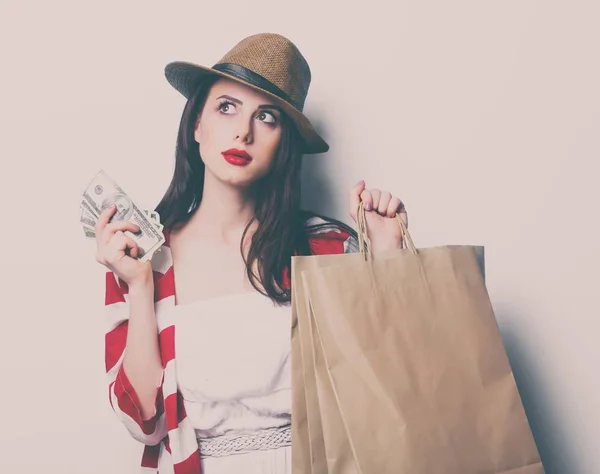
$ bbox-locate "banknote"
[84,208,160,229]
[82,226,96,239]
[80,170,165,262]
[80,209,96,229]
[143,210,164,232]
[83,208,163,240]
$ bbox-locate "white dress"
[171,291,293,474]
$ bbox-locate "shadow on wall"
[299,116,342,219]
[500,314,575,474]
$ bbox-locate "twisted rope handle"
[356,201,417,259]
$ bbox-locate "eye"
[218,100,236,115]
[257,111,277,124]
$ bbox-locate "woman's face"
[194,77,284,188]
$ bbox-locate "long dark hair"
[155,75,357,305]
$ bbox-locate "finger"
[105,220,141,238]
[386,196,402,218]
[129,243,139,259]
[348,180,366,220]
[95,204,117,233]
[378,191,392,215]
[122,234,144,258]
[368,188,381,212]
[109,231,140,259]
[109,230,127,252]
[360,189,373,211]
[97,230,126,265]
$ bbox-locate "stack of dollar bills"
[80,170,166,262]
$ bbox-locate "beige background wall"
[0,1,597,472]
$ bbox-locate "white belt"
[197,424,292,458]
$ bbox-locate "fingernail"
[357,180,365,186]
[365,203,372,211]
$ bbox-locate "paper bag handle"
[356,200,418,257]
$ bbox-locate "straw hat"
[164,33,329,154]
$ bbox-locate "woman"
[95,33,408,474]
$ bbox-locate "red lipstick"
[222,148,252,167]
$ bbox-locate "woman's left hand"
[349,180,408,252]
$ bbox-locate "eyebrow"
[216,94,283,113]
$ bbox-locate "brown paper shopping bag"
[292,254,363,474]
[293,203,544,474]
[293,246,479,474]
[291,254,325,474]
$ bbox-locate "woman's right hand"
[94,204,153,287]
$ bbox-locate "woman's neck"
[183,172,257,245]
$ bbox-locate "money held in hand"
[80,170,166,262]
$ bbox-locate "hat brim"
[164,61,329,154]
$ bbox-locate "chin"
[221,175,257,188]
[213,165,267,188]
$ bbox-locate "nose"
[234,116,254,144]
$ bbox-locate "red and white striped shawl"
[104,217,357,474]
